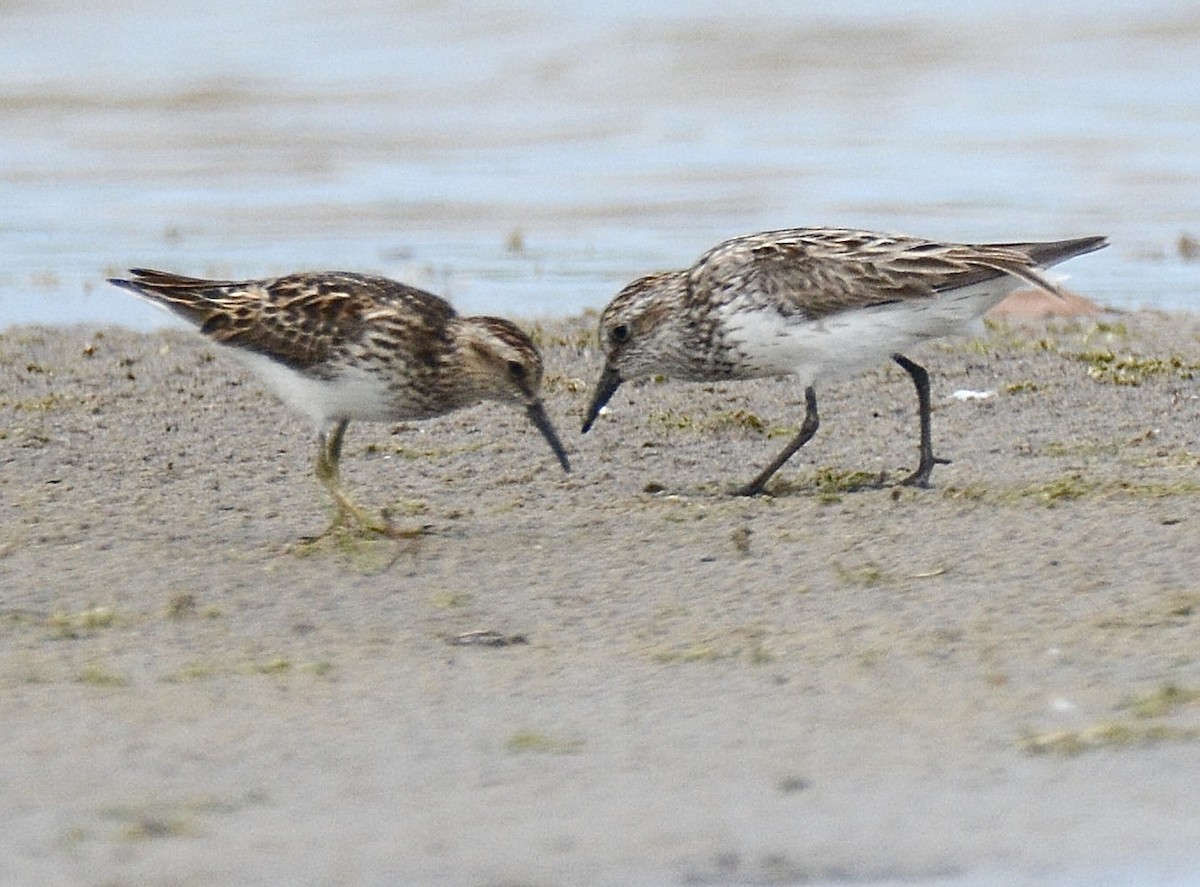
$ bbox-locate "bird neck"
[640,273,715,377]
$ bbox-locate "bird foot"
[297,501,432,546]
[896,455,952,488]
[733,481,769,498]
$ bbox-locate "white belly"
[721,279,1020,386]
[238,352,396,427]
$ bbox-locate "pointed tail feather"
[993,236,1109,269]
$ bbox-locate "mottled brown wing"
[111,270,456,372]
[686,228,1058,321]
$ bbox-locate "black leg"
[891,354,949,487]
[735,386,820,496]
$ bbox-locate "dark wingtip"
[1065,235,1110,259]
[108,269,159,292]
[1019,235,1110,267]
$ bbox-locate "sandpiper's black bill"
[581,364,623,434]
[526,401,571,472]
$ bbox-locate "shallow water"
[2,0,1199,329]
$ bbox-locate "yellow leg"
[313,421,425,540]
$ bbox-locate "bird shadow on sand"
[759,466,904,501]
[637,466,905,501]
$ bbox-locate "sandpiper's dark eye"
[609,323,630,344]
[506,359,527,379]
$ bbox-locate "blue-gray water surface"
[2,0,1198,328]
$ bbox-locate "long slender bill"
[580,364,623,433]
[526,401,571,472]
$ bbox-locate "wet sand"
[3,311,1200,885]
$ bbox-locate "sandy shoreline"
[3,312,1200,885]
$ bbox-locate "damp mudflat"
[3,313,1200,885]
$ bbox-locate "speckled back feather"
[109,269,456,375]
[686,229,1108,320]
